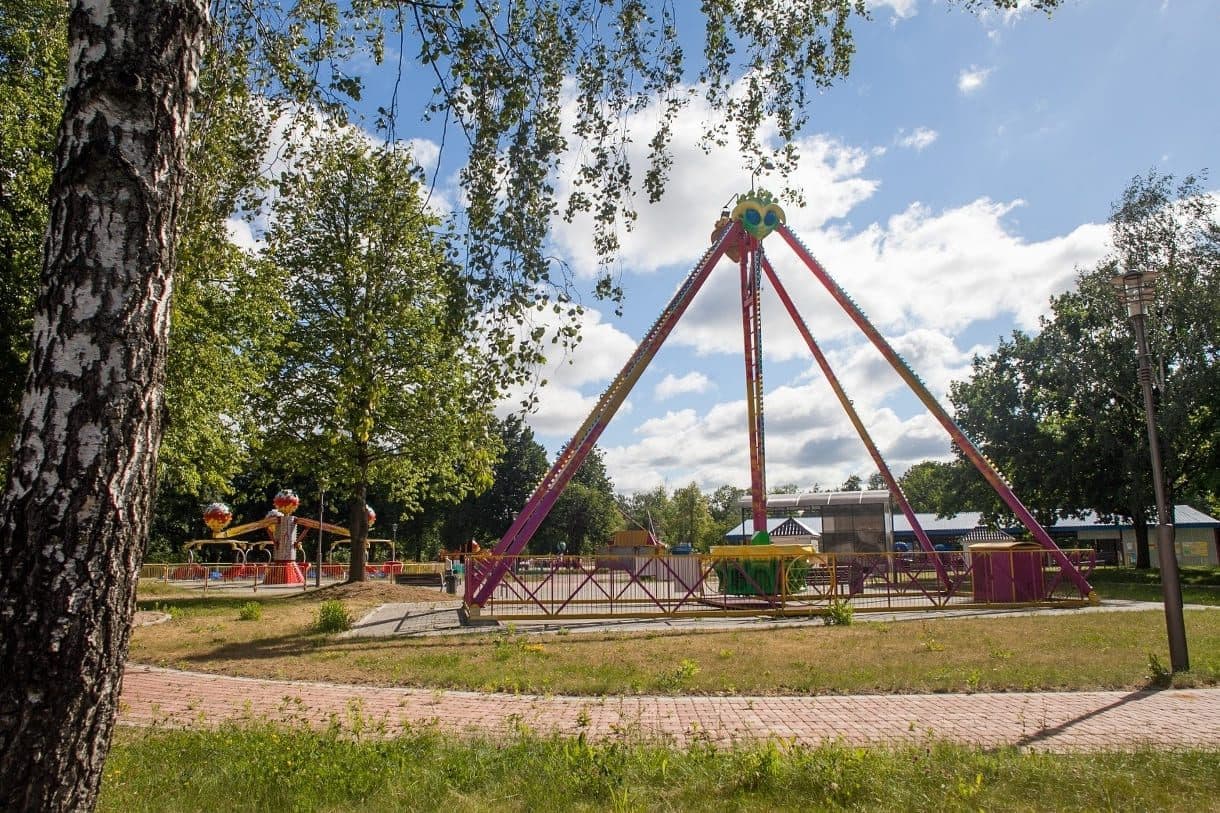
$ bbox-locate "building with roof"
[732,490,892,553]
[890,505,1219,567]
[728,490,1220,566]
[723,516,822,549]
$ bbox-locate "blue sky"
[255,0,1219,495]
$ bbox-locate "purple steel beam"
[776,224,1094,599]
[760,254,950,591]
[739,245,768,532]
[469,223,744,606]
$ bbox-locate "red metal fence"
[463,549,1097,620]
[138,561,440,591]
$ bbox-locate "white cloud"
[601,372,967,493]
[957,66,993,95]
[224,217,260,254]
[867,0,918,19]
[496,307,639,439]
[976,1,1045,41]
[549,85,879,280]
[515,86,1113,493]
[406,137,441,174]
[654,372,712,400]
[895,126,938,151]
[667,197,1108,361]
[547,190,1110,491]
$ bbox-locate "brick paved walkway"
[120,665,1220,752]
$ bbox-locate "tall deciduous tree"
[0,0,64,446]
[705,483,746,545]
[948,171,1220,566]
[438,415,549,548]
[0,2,288,548]
[621,483,673,542]
[839,474,863,491]
[262,128,498,580]
[668,481,714,551]
[536,446,621,554]
[897,459,980,516]
[0,0,207,808]
[158,46,288,503]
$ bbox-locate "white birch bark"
[0,0,207,808]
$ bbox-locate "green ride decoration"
[730,189,786,240]
[709,539,812,597]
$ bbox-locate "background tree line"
[897,171,1219,569]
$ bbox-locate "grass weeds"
[129,581,1220,694]
[237,602,263,622]
[100,725,1220,813]
[315,599,351,633]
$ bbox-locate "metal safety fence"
[137,561,444,591]
[463,548,1097,620]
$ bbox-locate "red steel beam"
[739,244,768,533]
[760,253,950,590]
[776,224,1094,599]
[469,223,744,607]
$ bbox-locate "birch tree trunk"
[0,0,207,809]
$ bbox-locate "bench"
[394,573,443,588]
[805,565,854,587]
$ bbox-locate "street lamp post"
[316,488,325,589]
[1113,269,1189,672]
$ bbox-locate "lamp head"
[1111,269,1159,318]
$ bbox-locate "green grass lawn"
[100,725,1220,813]
[131,583,1220,695]
[1091,566,1220,606]
[1090,566,1220,587]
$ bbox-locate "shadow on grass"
[168,613,753,668]
[137,595,264,613]
[136,587,347,613]
[168,604,1187,668]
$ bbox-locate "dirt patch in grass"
[132,610,170,627]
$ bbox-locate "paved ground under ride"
[119,665,1220,752]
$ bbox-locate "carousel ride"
[187,490,386,585]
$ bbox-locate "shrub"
[238,602,263,622]
[825,600,854,626]
[657,658,701,690]
[1147,653,1171,687]
[316,600,351,633]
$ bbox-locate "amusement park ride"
[194,490,378,585]
[464,190,1096,612]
